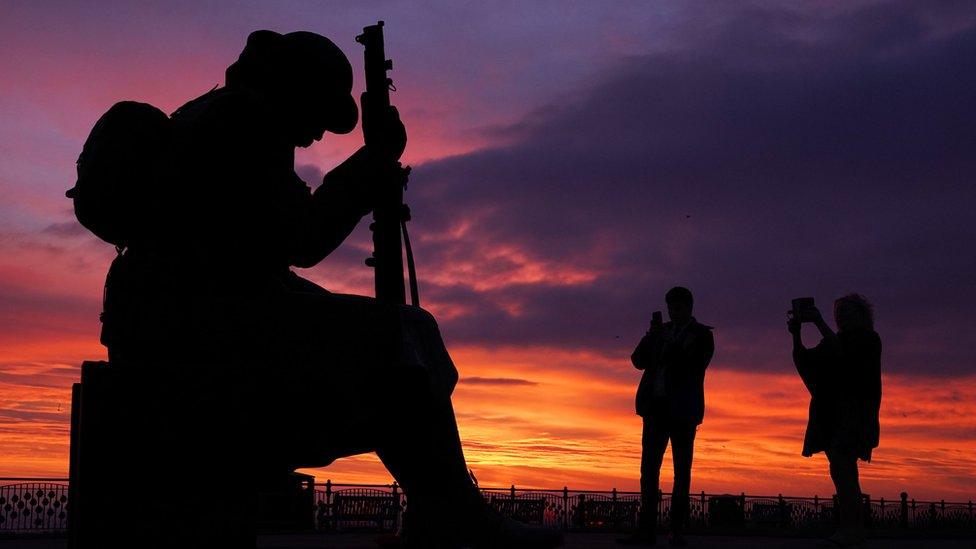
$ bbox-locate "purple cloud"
[382,2,976,376]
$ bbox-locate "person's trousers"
[825,447,862,534]
[640,412,698,534]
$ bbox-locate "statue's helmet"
[226,30,358,135]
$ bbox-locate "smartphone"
[651,311,663,328]
[791,297,815,322]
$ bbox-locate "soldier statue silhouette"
[72,28,562,548]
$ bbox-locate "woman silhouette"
[789,294,882,547]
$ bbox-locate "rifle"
[356,21,419,306]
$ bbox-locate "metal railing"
[0,478,70,534]
[2,477,974,536]
[311,480,975,533]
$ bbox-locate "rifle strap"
[401,214,420,307]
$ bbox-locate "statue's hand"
[361,92,407,163]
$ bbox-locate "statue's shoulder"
[172,87,269,131]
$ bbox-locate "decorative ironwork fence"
[0,479,70,533]
[2,478,973,536]
[313,482,974,534]
[314,483,404,532]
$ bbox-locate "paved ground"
[2,534,973,548]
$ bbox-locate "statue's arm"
[289,147,373,268]
[286,106,406,268]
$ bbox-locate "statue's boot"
[399,489,563,549]
[376,391,562,548]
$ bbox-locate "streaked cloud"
[460,377,539,387]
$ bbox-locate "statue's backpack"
[67,101,172,249]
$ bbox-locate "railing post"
[325,479,333,531]
[578,493,586,529]
[562,486,569,531]
[701,491,706,527]
[778,493,785,527]
[612,488,618,529]
[900,492,908,528]
[391,481,400,531]
[659,489,664,528]
[511,484,516,500]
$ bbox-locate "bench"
[749,501,793,527]
[488,494,546,525]
[326,489,400,531]
[576,495,640,530]
[707,494,744,527]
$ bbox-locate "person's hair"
[665,286,694,307]
[834,293,874,330]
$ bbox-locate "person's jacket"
[794,328,882,461]
[631,318,714,424]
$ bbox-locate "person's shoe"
[616,531,657,545]
[667,532,688,546]
[817,530,865,547]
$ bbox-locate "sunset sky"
[1,1,975,502]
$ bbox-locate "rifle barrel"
[358,21,406,305]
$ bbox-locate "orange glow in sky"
[3,333,974,502]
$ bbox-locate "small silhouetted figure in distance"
[620,287,714,547]
[97,30,560,548]
[788,294,881,548]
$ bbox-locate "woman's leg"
[826,448,863,538]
